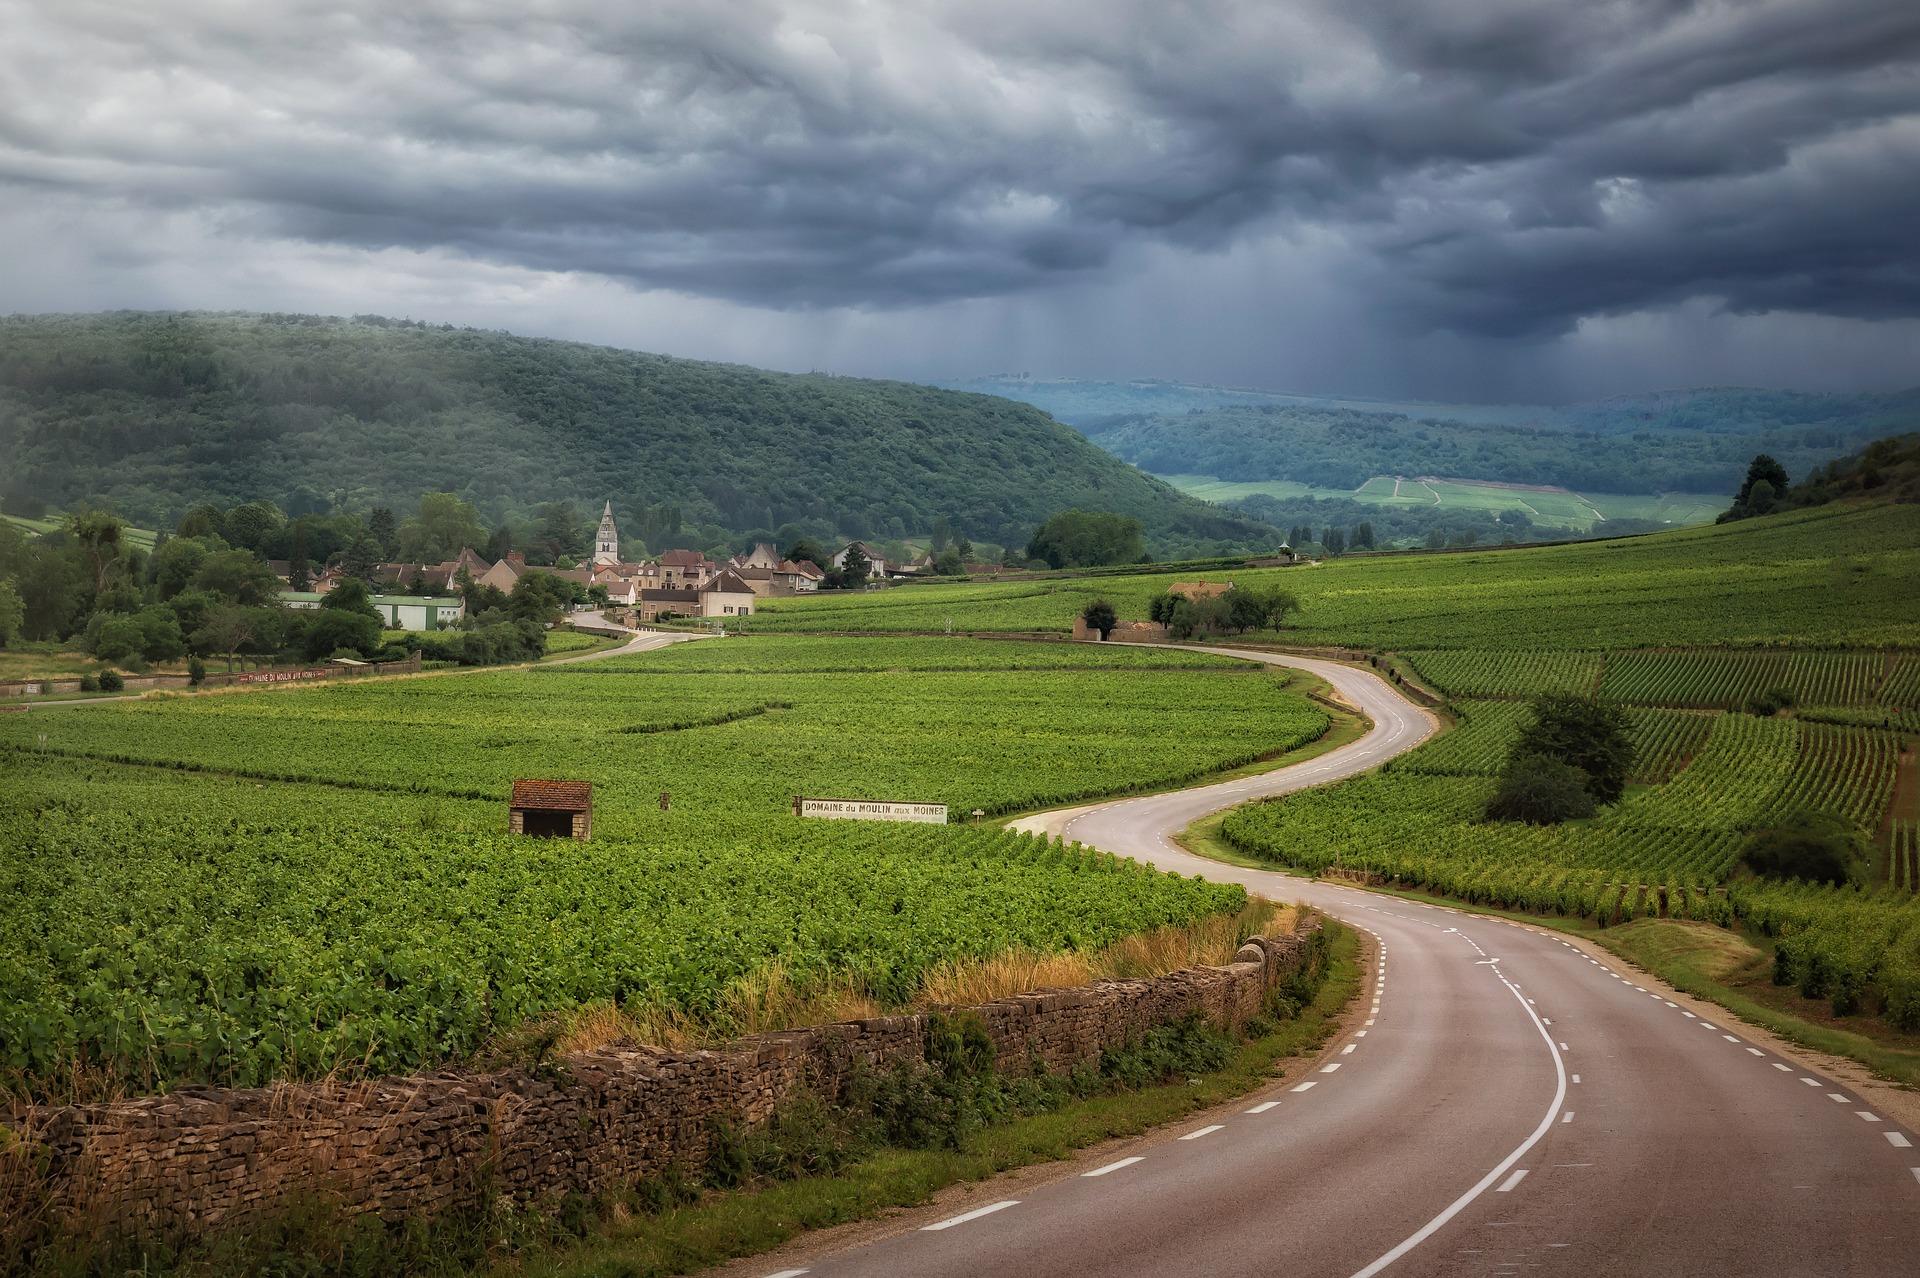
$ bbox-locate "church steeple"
[592,501,620,565]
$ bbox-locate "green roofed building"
[279,592,464,630]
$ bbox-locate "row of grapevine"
[1879,656,1920,710]
[1400,650,1603,699]
[1891,821,1919,892]
[1222,712,1917,1026]
[1597,650,1888,709]
[1627,709,1714,784]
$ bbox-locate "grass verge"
[1259,871,1920,1087]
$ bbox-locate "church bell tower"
[592,501,620,565]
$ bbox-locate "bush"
[1746,686,1797,717]
[79,673,99,692]
[1740,813,1866,886]
[1485,754,1597,825]
[187,655,206,685]
[96,669,123,693]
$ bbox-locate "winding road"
[729,647,1920,1277]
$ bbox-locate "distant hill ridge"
[938,376,1920,496]
[0,311,1273,557]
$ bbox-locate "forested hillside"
[942,375,1918,497]
[1082,398,1916,495]
[0,312,1273,557]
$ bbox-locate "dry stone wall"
[2,927,1317,1239]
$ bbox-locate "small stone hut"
[509,779,593,841]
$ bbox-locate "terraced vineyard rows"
[1598,650,1887,709]
[1386,701,1712,784]
[1893,821,1920,892]
[1224,710,1920,1027]
[1398,650,1603,699]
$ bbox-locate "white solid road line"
[921,1200,1021,1231]
[1344,961,1568,1278]
[1180,1125,1226,1141]
[1496,1170,1529,1193]
[1246,1100,1281,1113]
[1083,1157,1145,1177]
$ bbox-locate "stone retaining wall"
[2,927,1318,1240]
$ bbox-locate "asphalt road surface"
[748,648,1920,1277]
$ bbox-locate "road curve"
[743,647,1920,1278]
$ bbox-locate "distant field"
[3,512,158,551]
[754,504,1920,650]
[1162,473,1723,531]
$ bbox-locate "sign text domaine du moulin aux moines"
[793,797,950,824]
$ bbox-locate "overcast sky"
[3,0,1917,402]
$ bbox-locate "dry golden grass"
[487,901,1305,1062]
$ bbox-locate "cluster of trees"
[1245,494,1594,552]
[0,310,1281,561]
[1484,695,1635,825]
[1284,522,1377,555]
[0,493,593,673]
[1025,511,1148,569]
[1718,435,1920,524]
[1143,585,1300,639]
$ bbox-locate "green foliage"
[1746,686,1797,717]
[301,609,382,662]
[0,638,1316,1097]
[0,311,1277,558]
[1027,511,1148,569]
[1073,393,1912,496]
[1740,813,1866,886]
[320,577,379,616]
[192,548,282,605]
[1484,755,1597,825]
[1508,694,1635,805]
[752,504,1920,650]
[1081,598,1117,638]
[397,493,487,563]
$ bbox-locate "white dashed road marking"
[922,1201,1020,1231]
[1246,1101,1280,1114]
[1180,1125,1225,1141]
[1083,1157,1145,1177]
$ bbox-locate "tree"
[65,506,128,595]
[340,532,384,582]
[367,507,399,558]
[1148,591,1187,625]
[1484,755,1598,825]
[1740,813,1863,886]
[321,577,380,616]
[1508,694,1635,806]
[91,614,146,664]
[177,503,221,539]
[1082,598,1118,640]
[1425,528,1447,549]
[839,542,872,586]
[221,500,285,555]
[132,604,186,661]
[1737,454,1791,507]
[397,493,486,563]
[151,536,211,599]
[1351,521,1376,550]
[1026,511,1147,569]
[507,570,579,624]
[288,520,312,591]
[532,502,589,562]
[301,608,382,661]
[0,578,22,647]
[931,516,952,554]
[1322,527,1345,556]
[193,549,282,606]
[932,547,964,575]
[785,537,829,568]
[192,603,259,673]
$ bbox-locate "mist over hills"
[940,376,1920,496]
[0,312,1273,557]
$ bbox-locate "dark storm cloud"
[2,0,1917,335]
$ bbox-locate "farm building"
[509,779,593,841]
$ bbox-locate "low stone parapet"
[1,925,1319,1239]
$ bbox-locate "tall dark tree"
[367,507,399,558]
[1736,454,1791,506]
[1508,694,1636,806]
[288,519,312,591]
[1081,598,1118,639]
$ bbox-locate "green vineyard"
[1225,708,1920,1028]
[0,637,1315,1100]
[1406,647,1917,713]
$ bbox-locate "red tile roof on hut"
[510,779,592,810]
